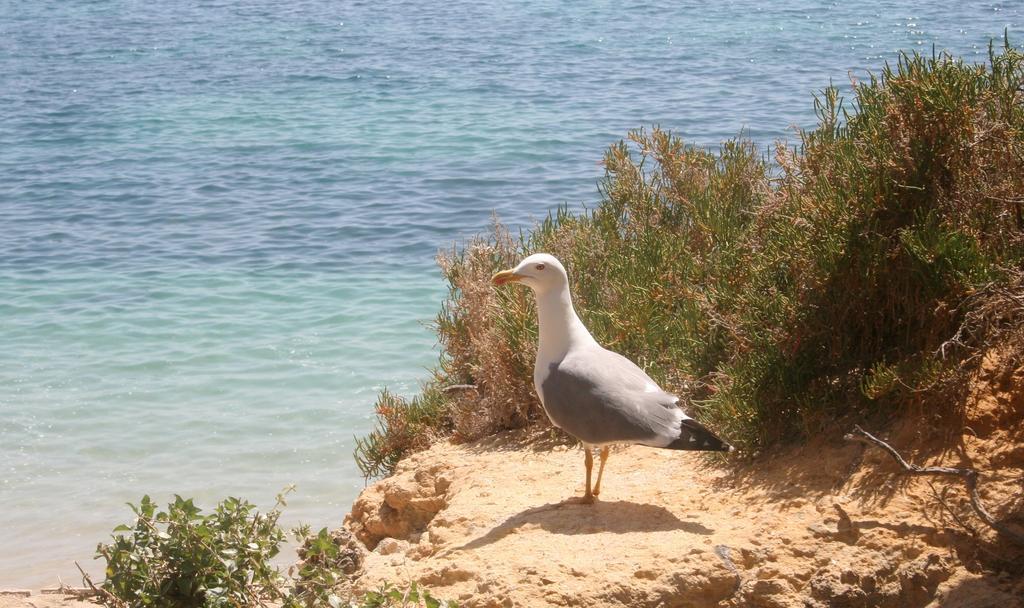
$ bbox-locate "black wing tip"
[666,435,734,452]
[668,419,734,452]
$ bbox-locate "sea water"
[0,0,1019,588]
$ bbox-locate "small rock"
[807,523,837,539]
[420,565,474,586]
[742,546,773,568]
[376,538,403,555]
[840,569,859,585]
[752,579,791,594]
[744,578,796,607]
[790,546,815,558]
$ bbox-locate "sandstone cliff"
[342,357,1024,607]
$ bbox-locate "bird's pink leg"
[583,447,594,501]
[564,446,597,504]
[592,446,610,496]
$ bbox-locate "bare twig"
[441,384,478,393]
[76,561,124,607]
[984,195,1024,205]
[845,425,1024,545]
[937,274,1024,359]
[928,480,978,537]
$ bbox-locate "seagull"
[492,253,732,503]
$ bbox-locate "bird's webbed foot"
[564,493,597,505]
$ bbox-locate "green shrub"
[355,583,459,608]
[93,492,291,607]
[287,526,362,608]
[356,41,1024,476]
[353,386,450,479]
[90,492,457,608]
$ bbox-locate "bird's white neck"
[535,285,596,364]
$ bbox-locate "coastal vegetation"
[89,493,289,607]
[355,41,1024,477]
[86,491,456,608]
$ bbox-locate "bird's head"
[491,253,568,295]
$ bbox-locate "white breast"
[533,360,551,404]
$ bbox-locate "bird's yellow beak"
[491,269,524,286]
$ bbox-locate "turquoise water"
[1,0,1019,587]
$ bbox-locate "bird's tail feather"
[666,418,733,452]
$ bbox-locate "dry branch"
[845,425,1024,545]
[441,384,478,393]
[75,561,124,608]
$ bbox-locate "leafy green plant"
[286,526,362,608]
[91,490,292,607]
[89,491,458,608]
[357,582,458,608]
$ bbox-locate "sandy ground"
[345,358,1024,607]
[0,591,94,608]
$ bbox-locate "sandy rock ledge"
[341,361,1024,607]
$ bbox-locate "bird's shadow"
[453,499,713,552]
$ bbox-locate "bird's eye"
[536,264,546,271]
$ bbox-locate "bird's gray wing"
[539,346,682,446]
